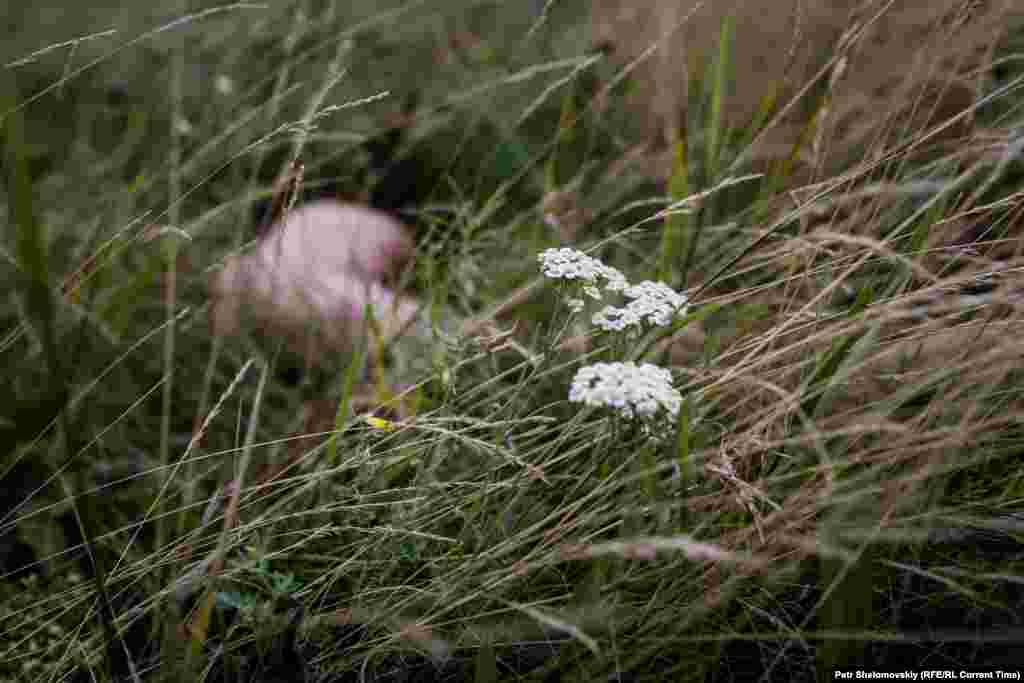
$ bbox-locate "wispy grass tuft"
[2,2,1024,681]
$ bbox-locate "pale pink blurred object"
[211,199,423,361]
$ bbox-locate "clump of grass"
[2,1,1024,681]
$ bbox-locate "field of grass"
[2,1,1024,681]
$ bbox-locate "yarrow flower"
[538,249,688,331]
[538,248,628,292]
[568,362,681,420]
[592,280,689,332]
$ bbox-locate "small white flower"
[592,280,688,332]
[538,248,627,291]
[214,74,235,96]
[173,115,193,136]
[603,274,629,292]
[592,304,639,332]
[568,361,681,420]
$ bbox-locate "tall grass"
[1,1,1023,681]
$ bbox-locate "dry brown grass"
[624,0,1024,568]
[593,0,1018,180]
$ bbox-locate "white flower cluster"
[540,249,689,423]
[569,362,681,420]
[538,248,628,292]
[592,280,689,332]
[538,248,688,332]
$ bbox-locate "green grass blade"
[678,17,734,287]
[744,81,782,148]
[329,320,368,468]
[908,188,951,258]
[2,72,54,350]
[659,131,691,282]
[848,281,876,318]
[705,15,733,185]
[473,638,499,683]
[815,549,875,675]
[799,333,860,419]
[546,83,579,190]
[813,322,880,419]
[676,393,692,490]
